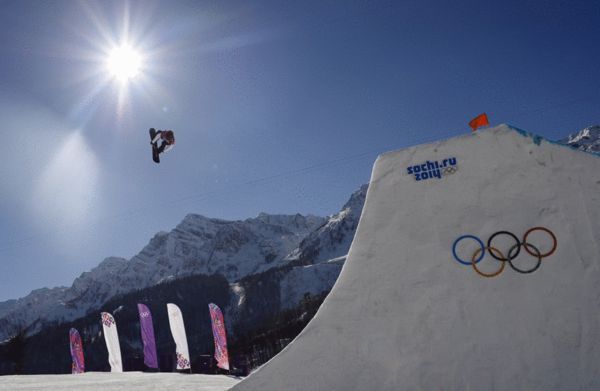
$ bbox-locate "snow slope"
[0,372,241,391]
[232,124,600,390]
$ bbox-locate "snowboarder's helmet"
[164,130,175,143]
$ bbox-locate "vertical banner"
[101,312,123,372]
[69,328,85,374]
[166,303,191,370]
[208,303,230,370]
[137,304,159,369]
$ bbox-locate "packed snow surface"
[232,124,600,390]
[0,372,241,391]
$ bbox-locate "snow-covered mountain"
[285,184,368,266]
[278,256,346,310]
[228,185,368,319]
[0,182,370,343]
[559,125,600,153]
[0,184,370,374]
[0,213,325,340]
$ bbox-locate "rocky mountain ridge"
[0,213,325,340]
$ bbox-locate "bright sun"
[106,45,142,82]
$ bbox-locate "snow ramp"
[232,124,600,390]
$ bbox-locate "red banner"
[209,303,230,370]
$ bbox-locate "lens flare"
[33,131,99,235]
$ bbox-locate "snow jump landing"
[232,124,600,390]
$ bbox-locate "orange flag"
[469,113,489,131]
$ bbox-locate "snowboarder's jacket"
[152,130,175,153]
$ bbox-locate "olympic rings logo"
[443,167,458,175]
[452,227,557,277]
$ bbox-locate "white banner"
[167,303,191,370]
[101,312,123,372]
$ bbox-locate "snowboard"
[149,128,160,163]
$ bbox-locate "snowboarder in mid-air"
[149,128,175,163]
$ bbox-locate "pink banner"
[208,303,229,370]
[69,328,85,374]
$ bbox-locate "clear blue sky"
[1,0,599,301]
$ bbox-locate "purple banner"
[208,303,230,370]
[137,303,159,369]
[69,328,85,374]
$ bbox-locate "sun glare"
[107,45,142,82]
